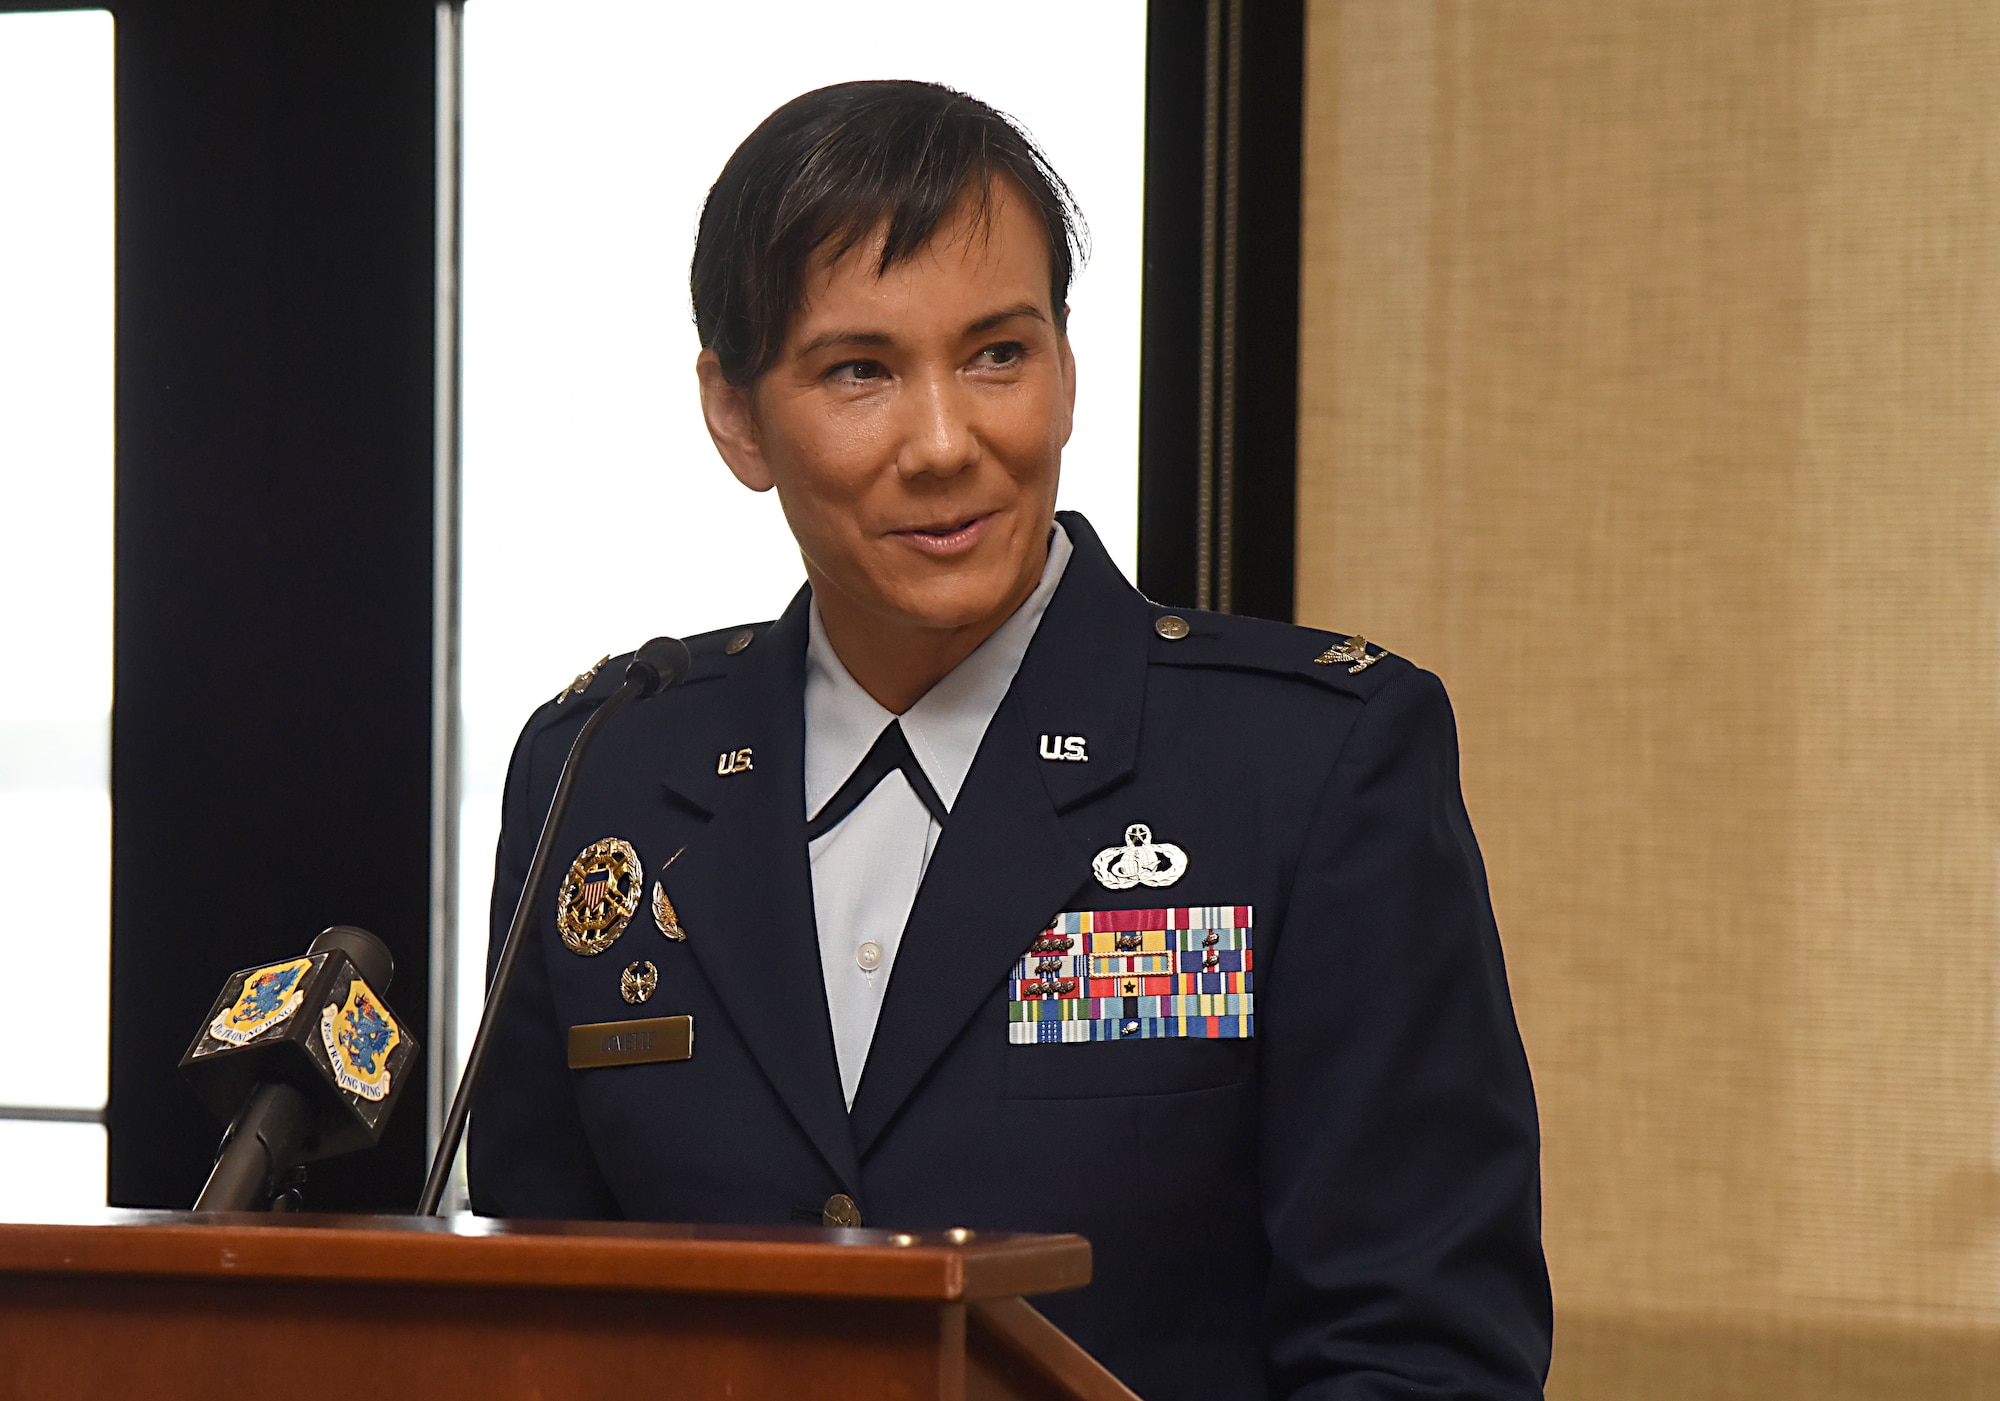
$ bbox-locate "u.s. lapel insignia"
[556,654,611,703]
[1313,635,1385,674]
[620,960,658,1004]
[1092,823,1190,890]
[556,837,643,956]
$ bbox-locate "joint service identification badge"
[557,837,644,956]
[320,980,403,1101]
[209,957,314,1046]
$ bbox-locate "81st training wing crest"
[319,980,403,1102]
[209,957,313,1046]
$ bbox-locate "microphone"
[182,924,419,1212]
[417,636,692,1214]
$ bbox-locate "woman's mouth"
[891,514,992,556]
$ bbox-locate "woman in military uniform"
[469,80,1551,1401]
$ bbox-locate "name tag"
[567,1015,694,1069]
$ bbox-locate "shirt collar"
[804,521,1075,819]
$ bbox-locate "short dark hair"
[691,80,1086,386]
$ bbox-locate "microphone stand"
[417,638,689,1216]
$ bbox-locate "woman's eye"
[830,359,888,383]
[977,342,1026,367]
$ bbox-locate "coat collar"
[649,512,1154,1175]
[648,585,862,1193]
[1011,513,1151,812]
[806,521,1077,818]
[848,511,1152,1155]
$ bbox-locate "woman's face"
[698,179,1075,642]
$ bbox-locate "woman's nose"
[896,372,978,480]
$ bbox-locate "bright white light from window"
[456,2,1149,1089]
[0,1120,107,1218]
[0,8,115,1218]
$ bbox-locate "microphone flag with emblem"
[182,925,420,1209]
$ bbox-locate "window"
[450,1,1148,1187]
[0,8,116,1216]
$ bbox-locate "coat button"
[822,1193,863,1228]
[855,941,883,971]
[1153,614,1190,640]
[725,628,755,655]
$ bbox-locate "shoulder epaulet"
[543,617,778,712]
[1142,605,1409,700]
[679,618,776,683]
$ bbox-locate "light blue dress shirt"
[804,522,1074,1106]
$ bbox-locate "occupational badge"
[208,956,313,1046]
[556,837,644,956]
[620,960,658,1005]
[652,880,685,941]
[319,979,403,1101]
[1313,635,1385,673]
[1092,823,1189,890]
[1007,906,1254,1043]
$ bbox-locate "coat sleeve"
[465,710,623,1220]
[1260,665,1551,1399]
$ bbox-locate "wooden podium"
[0,1211,1139,1401]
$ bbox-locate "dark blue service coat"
[468,512,1551,1400]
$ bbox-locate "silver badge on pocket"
[1092,824,1189,890]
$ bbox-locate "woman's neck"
[809,553,1047,715]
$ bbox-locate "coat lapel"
[847,514,1152,1157]
[648,588,861,1193]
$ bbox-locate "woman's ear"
[1056,310,1078,450]
[696,349,774,492]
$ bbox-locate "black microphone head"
[626,636,692,698]
[310,925,393,995]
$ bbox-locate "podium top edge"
[0,1210,1093,1303]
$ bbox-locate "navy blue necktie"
[805,719,950,841]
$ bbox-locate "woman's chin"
[881,571,1034,636]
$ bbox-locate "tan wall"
[1295,2,2000,1395]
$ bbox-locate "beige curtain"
[1295,3,2000,1396]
